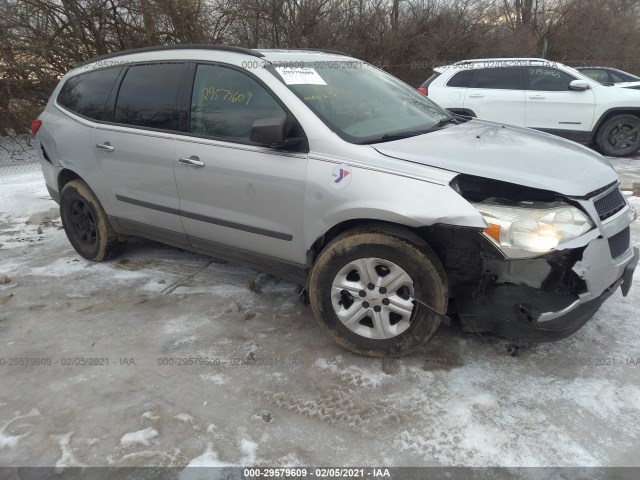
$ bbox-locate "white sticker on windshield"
[275,67,327,85]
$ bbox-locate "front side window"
[273,63,449,143]
[472,67,520,90]
[114,63,185,130]
[190,64,286,142]
[526,67,576,91]
[57,68,121,120]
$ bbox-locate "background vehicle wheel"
[308,225,448,357]
[60,179,126,262]
[596,114,640,157]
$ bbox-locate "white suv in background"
[421,58,640,157]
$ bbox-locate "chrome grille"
[594,188,626,221]
[608,227,631,259]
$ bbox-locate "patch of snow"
[174,413,194,423]
[182,443,235,467]
[200,373,227,385]
[52,432,85,472]
[120,427,159,448]
[141,412,159,421]
[239,437,259,465]
[0,409,40,449]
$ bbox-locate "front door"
[524,66,596,132]
[174,64,308,267]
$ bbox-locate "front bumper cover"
[455,240,637,343]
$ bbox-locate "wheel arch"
[592,107,640,139]
[306,218,473,271]
[57,168,82,192]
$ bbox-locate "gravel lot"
[0,151,639,470]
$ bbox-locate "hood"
[372,120,618,197]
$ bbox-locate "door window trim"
[181,60,309,152]
[55,66,124,121]
[467,67,524,90]
[54,59,309,153]
[111,60,190,132]
[525,66,577,91]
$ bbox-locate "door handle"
[468,94,484,98]
[96,142,114,152]
[529,95,546,99]
[179,156,205,168]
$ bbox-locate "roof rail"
[77,44,264,67]
[277,48,351,57]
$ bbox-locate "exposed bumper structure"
[446,190,637,343]
[459,247,637,342]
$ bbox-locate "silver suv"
[34,46,638,357]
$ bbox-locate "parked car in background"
[576,66,640,91]
[421,58,640,157]
[576,66,640,85]
[34,47,637,357]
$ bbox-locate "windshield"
[269,62,451,144]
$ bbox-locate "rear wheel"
[60,180,126,261]
[308,225,448,357]
[596,114,640,157]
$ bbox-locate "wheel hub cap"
[608,123,639,149]
[331,257,416,339]
[69,200,97,248]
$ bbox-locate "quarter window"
[526,67,576,91]
[114,63,185,130]
[190,64,286,142]
[472,67,520,89]
[57,68,121,120]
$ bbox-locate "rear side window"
[190,64,286,142]
[114,63,185,130]
[446,69,475,88]
[57,68,121,120]
[472,67,520,89]
[526,67,576,91]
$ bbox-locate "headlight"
[473,201,594,257]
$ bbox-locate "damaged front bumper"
[449,196,637,342]
[457,246,637,342]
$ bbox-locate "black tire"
[308,225,448,357]
[596,114,640,157]
[60,179,126,261]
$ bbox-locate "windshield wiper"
[433,116,460,128]
[359,117,459,144]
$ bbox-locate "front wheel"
[595,114,640,157]
[308,225,448,357]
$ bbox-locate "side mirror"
[569,80,590,91]
[249,116,303,148]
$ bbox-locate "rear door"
[462,67,525,125]
[93,62,188,243]
[524,66,596,132]
[173,63,308,266]
[432,68,474,113]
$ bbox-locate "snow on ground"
[0,149,639,470]
[120,428,159,448]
